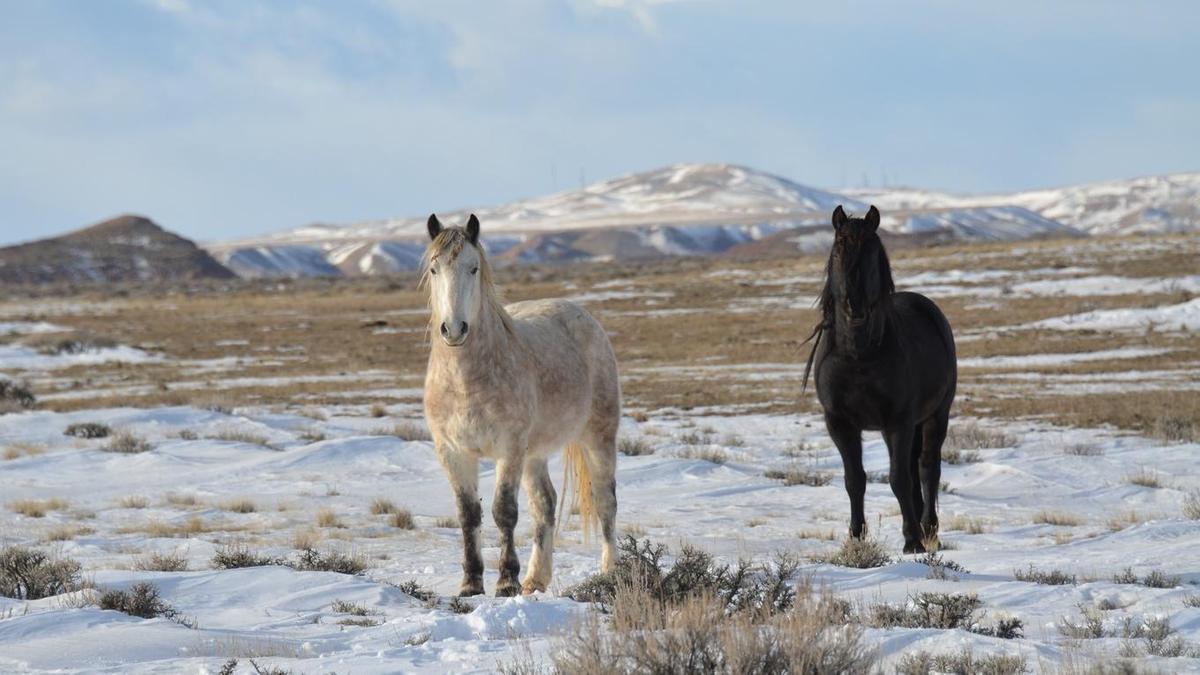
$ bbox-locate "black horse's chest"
[815,353,905,430]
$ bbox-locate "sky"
[1,0,1198,245]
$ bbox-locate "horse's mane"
[801,229,896,391]
[420,227,514,334]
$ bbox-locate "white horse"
[421,214,621,597]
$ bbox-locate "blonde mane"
[419,228,513,334]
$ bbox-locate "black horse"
[804,205,957,553]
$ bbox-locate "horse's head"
[826,204,894,321]
[423,213,487,347]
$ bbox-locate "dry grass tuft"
[387,422,431,442]
[316,507,344,529]
[4,441,47,461]
[764,466,833,487]
[1125,468,1161,488]
[292,528,321,550]
[44,525,95,542]
[118,495,150,509]
[434,516,458,529]
[369,498,397,515]
[1033,510,1083,527]
[942,513,989,534]
[677,446,729,464]
[206,428,276,449]
[9,498,70,518]
[369,402,388,418]
[105,430,152,454]
[220,498,257,514]
[163,492,203,508]
[389,509,416,530]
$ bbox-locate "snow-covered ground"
[2,402,1199,673]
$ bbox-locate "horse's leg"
[884,425,923,553]
[908,426,925,534]
[520,457,556,594]
[492,456,523,597]
[826,414,866,539]
[581,425,619,573]
[440,450,484,597]
[919,405,950,547]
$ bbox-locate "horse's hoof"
[903,541,926,554]
[495,583,520,598]
[521,581,546,595]
[458,582,485,597]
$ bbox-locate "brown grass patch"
[316,507,344,529]
[1033,510,1084,527]
[9,498,70,518]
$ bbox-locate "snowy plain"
[1,244,1199,673]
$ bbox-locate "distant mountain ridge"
[199,164,1198,278]
[0,215,235,285]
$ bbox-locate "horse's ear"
[465,214,480,244]
[831,205,847,230]
[865,205,880,231]
[427,214,443,240]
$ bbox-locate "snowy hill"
[846,172,1200,236]
[207,164,1196,278]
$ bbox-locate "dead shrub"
[945,423,1017,451]
[105,430,152,454]
[99,582,194,627]
[618,437,654,456]
[1014,564,1076,585]
[565,536,800,618]
[865,592,982,631]
[1152,415,1197,443]
[290,547,367,575]
[897,650,1027,675]
[812,537,891,569]
[212,544,284,569]
[369,402,388,418]
[0,546,85,599]
[544,579,875,675]
[392,579,436,603]
[64,422,112,439]
[1183,490,1200,520]
[0,379,36,412]
[132,550,189,572]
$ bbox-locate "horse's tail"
[557,441,597,543]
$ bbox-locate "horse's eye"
[430,267,438,275]
[470,266,479,275]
